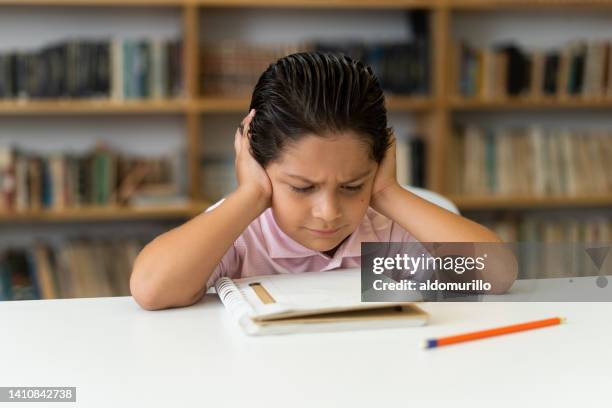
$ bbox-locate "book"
[0,37,182,101]
[200,25,430,98]
[0,238,145,301]
[456,39,612,99]
[483,216,612,279]
[214,268,428,336]
[0,144,185,211]
[453,125,611,197]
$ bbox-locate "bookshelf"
[0,0,611,224]
[0,0,610,301]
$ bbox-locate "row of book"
[200,11,428,98]
[0,144,187,212]
[200,40,429,97]
[200,42,304,97]
[484,216,611,279]
[456,40,612,99]
[0,38,183,100]
[451,126,612,196]
[396,136,426,188]
[200,155,237,203]
[0,240,144,301]
[487,216,611,244]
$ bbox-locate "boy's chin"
[300,233,350,253]
[304,240,339,252]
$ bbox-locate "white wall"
[199,8,415,44]
[0,6,182,51]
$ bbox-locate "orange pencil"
[423,317,565,349]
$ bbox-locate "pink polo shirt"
[204,199,419,289]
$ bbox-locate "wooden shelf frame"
[0,202,210,223]
[451,195,612,211]
[450,97,612,110]
[0,99,190,115]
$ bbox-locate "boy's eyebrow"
[284,170,372,184]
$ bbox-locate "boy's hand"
[370,133,400,203]
[234,109,273,208]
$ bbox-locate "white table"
[1,277,611,407]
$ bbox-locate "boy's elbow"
[487,259,519,295]
[130,268,164,311]
[129,251,206,311]
[130,249,167,311]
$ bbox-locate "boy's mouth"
[306,227,342,236]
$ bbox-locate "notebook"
[214,268,428,335]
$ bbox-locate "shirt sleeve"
[388,220,420,243]
[388,220,435,282]
[203,199,243,290]
[205,244,242,290]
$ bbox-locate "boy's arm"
[130,185,268,310]
[371,184,500,243]
[369,135,517,294]
[130,109,270,310]
[371,185,517,294]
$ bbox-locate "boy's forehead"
[272,134,376,180]
[280,133,372,164]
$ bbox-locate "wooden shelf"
[197,95,433,113]
[5,0,612,8]
[0,99,189,115]
[450,97,612,110]
[0,0,439,8]
[0,202,210,223]
[450,195,612,210]
[0,0,185,6]
[196,97,250,113]
[386,96,433,111]
[195,0,436,9]
[446,0,612,10]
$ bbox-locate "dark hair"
[248,51,391,167]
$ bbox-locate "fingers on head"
[243,109,255,133]
[234,127,242,154]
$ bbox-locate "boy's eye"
[291,185,314,193]
[343,184,364,192]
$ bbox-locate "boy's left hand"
[371,133,400,202]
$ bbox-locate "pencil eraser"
[422,339,437,349]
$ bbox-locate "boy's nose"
[312,195,342,223]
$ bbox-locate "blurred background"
[0,0,610,301]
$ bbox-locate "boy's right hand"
[234,109,273,209]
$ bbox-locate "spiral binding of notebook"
[215,277,253,324]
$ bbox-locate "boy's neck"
[321,236,349,258]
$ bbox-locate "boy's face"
[266,132,377,254]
